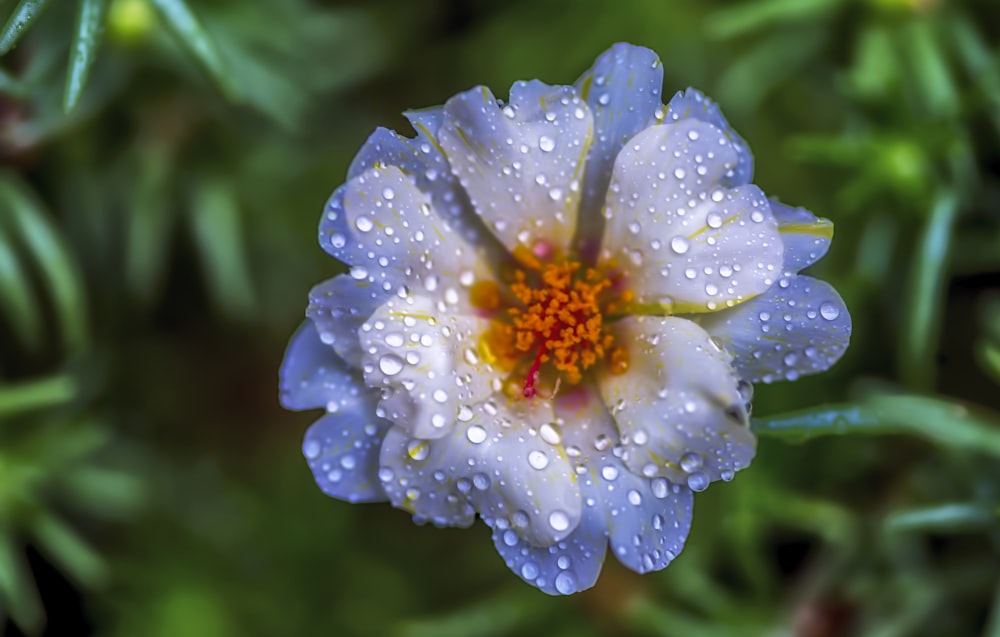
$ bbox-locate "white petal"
[574,43,664,259]
[359,294,497,439]
[378,397,582,545]
[439,82,594,256]
[322,165,487,293]
[555,389,693,575]
[303,411,390,504]
[601,119,783,312]
[307,275,391,368]
[666,89,753,187]
[491,497,606,595]
[770,199,833,273]
[279,321,366,413]
[697,274,851,384]
[598,316,755,487]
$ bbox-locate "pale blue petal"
[698,275,852,384]
[306,274,391,368]
[303,410,391,503]
[595,466,693,574]
[279,321,366,413]
[770,199,833,273]
[490,503,606,595]
[346,122,490,251]
[666,89,753,187]
[318,183,380,272]
[601,119,782,312]
[598,316,755,486]
[439,82,593,255]
[574,43,664,259]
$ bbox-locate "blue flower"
[280,43,851,595]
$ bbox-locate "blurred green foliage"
[1,0,1000,635]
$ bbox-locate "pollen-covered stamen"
[508,262,615,396]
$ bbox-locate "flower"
[280,43,851,595]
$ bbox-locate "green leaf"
[0,374,77,420]
[188,177,256,319]
[705,0,842,39]
[752,404,884,441]
[64,0,109,113]
[0,532,42,632]
[56,466,147,519]
[148,0,238,100]
[0,174,90,352]
[899,190,959,391]
[125,145,175,306]
[30,511,108,588]
[899,18,959,119]
[0,221,42,351]
[885,503,997,534]
[0,0,51,55]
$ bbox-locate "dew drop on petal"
[466,425,487,444]
[706,212,723,229]
[601,465,619,481]
[304,440,320,459]
[669,236,689,254]
[539,422,562,445]
[687,472,709,492]
[521,561,540,580]
[378,354,404,376]
[820,302,841,320]
[355,216,373,233]
[407,439,429,461]
[679,452,703,473]
[627,490,642,506]
[555,571,577,594]
[548,510,570,532]
[528,450,549,470]
[650,477,669,498]
[538,136,555,152]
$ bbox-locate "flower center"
[473,259,631,398]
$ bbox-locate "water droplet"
[554,571,577,594]
[820,302,840,320]
[720,469,735,481]
[538,136,555,152]
[355,216,374,232]
[687,472,709,492]
[521,561,540,580]
[601,465,619,481]
[303,440,320,459]
[382,187,395,200]
[466,425,487,444]
[539,423,562,445]
[680,452,703,473]
[433,389,449,403]
[669,235,689,254]
[378,354,404,376]
[548,187,564,201]
[650,477,668,498]
[528,450,549,470]
[673,167,686,180]
[627,490,642,506]
[687,129,700,141]
[473,472,491,489]
[503,530,518,546]
[548,510,570,532]
[407,439,429,461]
[706,212,723,228]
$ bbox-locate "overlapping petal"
[666,89,753,187]
[697,274,851,383]
[280,321,365,413]
[574,43,664,259]
[601,119,783,313]
[439,82,594,256]
[378,397,581,545]
[359,294,497,439]
[303,411,391,503]
[598,316,755,487]
[306,275,391,368]
[770,199,834,273]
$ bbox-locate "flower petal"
[598,316,755,488]
[279,321,366,413]
[666,89,753,187]
[601,119,783,312]
[345,116,495,254]
[378,396,582,545]
[555,389,693,575]
[306,274,392,368]
[320,165,486,291]
[491,499,607,595]
[303,409,391,504]
[359,294,498,439]
[439,82,594,256]
[696,274,851,383]
[770,199,834,273]
[574,43,664,259]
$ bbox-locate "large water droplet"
[528,450,550,470]
[548,510,570,532]
[554,571,577,594]
[466,425,487,444]
[669,236,689,254]
[680,452,703,473]
[303,440,320,459]
[820,302,841,320]
[355,216,374,232]
[538,136,555,152]
[687,472,709,492]
[378,354,404,376]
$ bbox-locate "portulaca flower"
[280,43,851,595]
